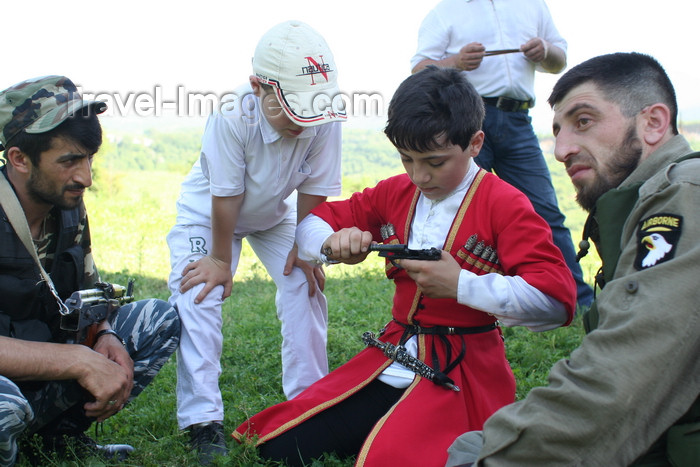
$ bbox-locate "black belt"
[394,320,497,336]
[483,96,532,112]
[390,320,497,391]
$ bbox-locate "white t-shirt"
[174,83,342,234]
[410,0,567,102]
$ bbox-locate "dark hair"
[3,105,103,165]
[384,66,484,152]
[548,52,678,134]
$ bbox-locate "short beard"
[27,170,83,210]
[576,125,642,211]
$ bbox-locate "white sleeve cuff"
[457,270,568,331]
[296,214,335,264]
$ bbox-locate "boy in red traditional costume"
[233,66,577,466]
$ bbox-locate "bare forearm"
[0,336,93,381]
[297,194,327,224]
[210,194,244,263]
[541,44,566,73]
[412,57,457,74]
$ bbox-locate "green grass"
[16,169,586,466]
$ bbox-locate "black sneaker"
[188,422,229,464]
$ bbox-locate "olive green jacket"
[475,135,700,466]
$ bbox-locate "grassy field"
[20,164,590,466]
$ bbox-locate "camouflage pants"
[0,298,180,466]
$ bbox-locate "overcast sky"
[6,0,698,133]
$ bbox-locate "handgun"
[368,243,442,261]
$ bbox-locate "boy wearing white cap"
[165,20,345,463]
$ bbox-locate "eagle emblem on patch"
[634,213,682,270]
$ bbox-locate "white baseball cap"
[253,20,346,126]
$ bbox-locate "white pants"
[167,217,329,429]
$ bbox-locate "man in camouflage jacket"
[0,76,180,466]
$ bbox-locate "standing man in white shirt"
[411,0,593,309]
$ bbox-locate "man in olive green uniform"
[445,52,700,466]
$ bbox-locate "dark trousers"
[476,104,594,307]
[259,379,405,466]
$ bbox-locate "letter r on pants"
[189,237,208,255]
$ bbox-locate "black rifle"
[368,243,441,261]
[60,280,135,346]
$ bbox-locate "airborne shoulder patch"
[634,213,682,270]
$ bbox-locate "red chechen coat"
[233,171,576,466]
